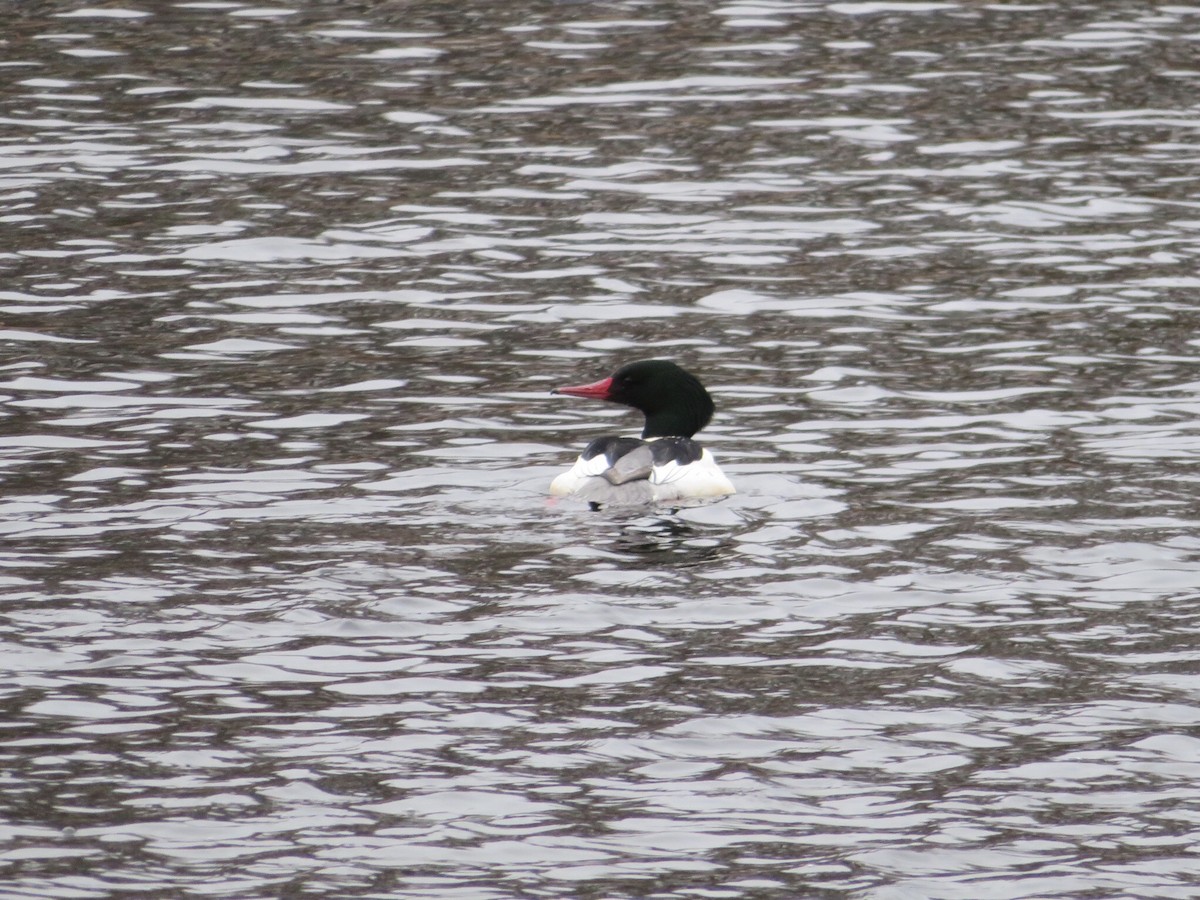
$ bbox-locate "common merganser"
[549,359,735,505]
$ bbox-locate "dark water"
[4,2,1200,897]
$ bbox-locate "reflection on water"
[4,1,1200,897]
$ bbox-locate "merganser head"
[553,359,716,439]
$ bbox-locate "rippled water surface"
[5,1,1200,897]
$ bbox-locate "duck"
[549,359,735,505]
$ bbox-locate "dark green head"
[554,359,716,439]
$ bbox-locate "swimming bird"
[549,359,735,505]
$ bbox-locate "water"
[3,1,1200,897]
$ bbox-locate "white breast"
[551,445,734,503]
[647,448,736,501]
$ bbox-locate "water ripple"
[3,0,1200,897]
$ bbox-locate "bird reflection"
[605,512,731,566]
